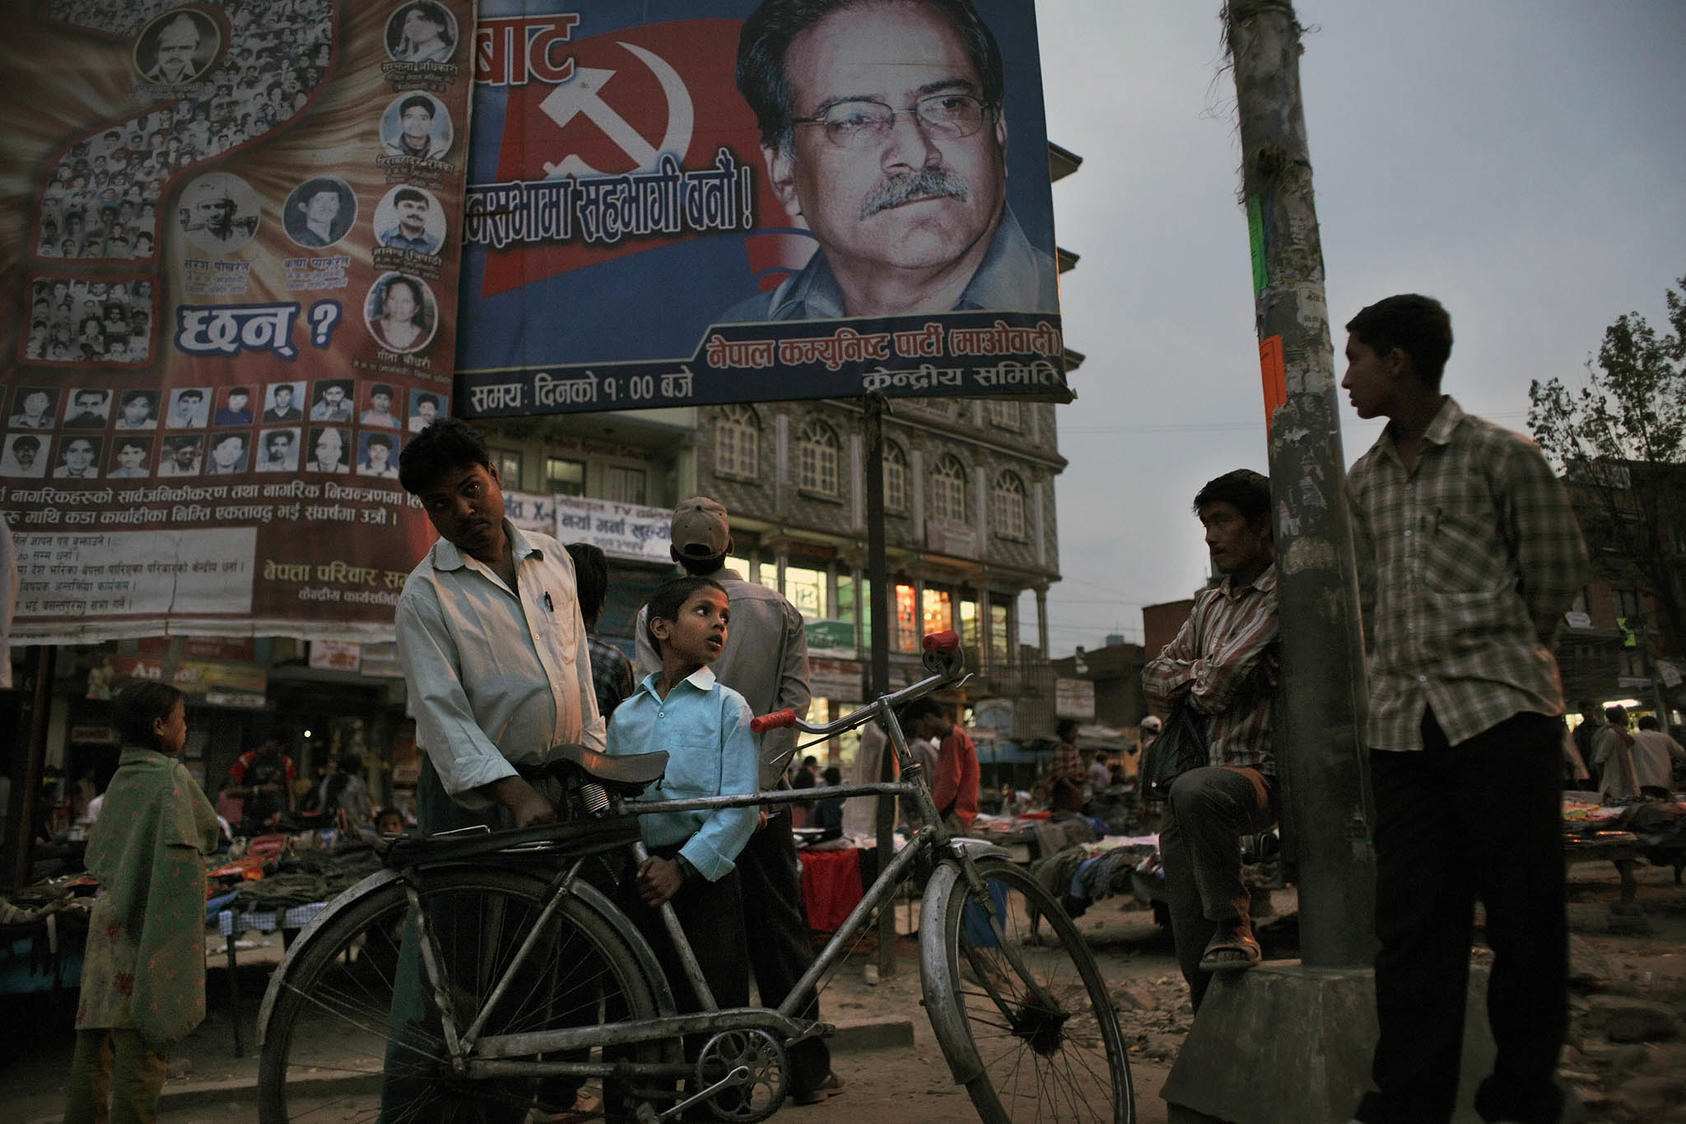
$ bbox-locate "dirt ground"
[3,856,1682,1123]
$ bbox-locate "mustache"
[860,168,969,219]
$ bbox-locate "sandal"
[1199,928,1261,973]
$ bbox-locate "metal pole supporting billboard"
[1163,4,1381,1118]
[863,392,897,975]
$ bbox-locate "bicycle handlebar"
[750,709,797,734]
[752,632,966,739]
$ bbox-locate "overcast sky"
[1029,0,1686,655]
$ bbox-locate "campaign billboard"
[456,0,1067,418]
[0,0,475,641]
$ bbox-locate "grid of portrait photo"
[2,379,447,481]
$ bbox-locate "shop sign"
[805,619,856,653]
[310,639,362,673]
[70,725,118,745]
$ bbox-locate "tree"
[1528,274,1686,654]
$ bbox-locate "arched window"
[930,454,967,523]
[715,404,759,478]
[883,441,907,512]
[992,470,1027,539]
[797,418,840,496]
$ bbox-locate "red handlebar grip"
[751,709,797,734]
[922,630,960,652]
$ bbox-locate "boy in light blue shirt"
[609,575,759,1013]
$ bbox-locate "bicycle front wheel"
[921,858,1133,1123]
[259,866,669,1123]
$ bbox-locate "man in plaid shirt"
[1142,469,1280,1011]
[1342,295,1589,1124]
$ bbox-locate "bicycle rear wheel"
[259,867,670,1123]
[922,859,1133,1123]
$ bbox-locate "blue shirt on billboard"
[378,224,442,255]
[716,205,1057,324]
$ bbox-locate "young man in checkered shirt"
[1342,294,1589,1124]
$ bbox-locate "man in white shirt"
[394,417,605,833]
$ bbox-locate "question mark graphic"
[25,2,337,368]
[309,299,341,346]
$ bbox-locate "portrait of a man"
[108,436,153,479]
[381,93,452,160]
[258,428,300,472]
[285,177,356,248]
[179,173,259,254]
[137,11,217,85]
[722,0,1056,322]
[166,387,210,429]
[159,435,203,477]
[376,187,443,254]
[310,380,354,423]
[63,388,110,428]
[1,434,46,478]
[115,389,159,430]
[207,432,249,475]
[263,382,305,423]
[54,436,102,479]
[214,387,254,427]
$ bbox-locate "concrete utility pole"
[1163,4,1389,1120]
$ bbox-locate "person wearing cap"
[633,496,842,1105]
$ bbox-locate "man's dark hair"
[13,435,41,454]
[1056,718,1079,741]
[394,187,428,207]
[1637,715,1660,732]
[121,389,153,407]
[298,178,340,203]
[398,416,487,495]
[416,392,442,411]
[372,383,394,399]
[405,1,450,30]
[822,765,842,785]
[644,575,727,653]
[399,94,435,118]
[737,0,1004,151]
[899,697,945,727]
[676,552,724,576]
[1194,469,1271,528]
[112,679,184,747]
[566,541,610,622]
[366,432,394,451]
[1345,294,1454,389]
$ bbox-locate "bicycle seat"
[520,744,671,795]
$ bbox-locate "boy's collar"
[639,665,718,698]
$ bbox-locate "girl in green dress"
[64,680,220,1124]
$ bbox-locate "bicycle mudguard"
[255,865,680,1047]
[380,813,643,868]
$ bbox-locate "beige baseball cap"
[670,496,731,560]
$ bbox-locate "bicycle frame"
[446,664,1047,1078]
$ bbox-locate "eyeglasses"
[793,93,992,150]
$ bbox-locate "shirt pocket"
[650,733,721,800]
[1424,510,1507,595]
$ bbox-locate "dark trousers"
[625,844,749,1015]
[735,811,831,1094]
[1159,765,1274,1010]
[1356,710,1566,1124]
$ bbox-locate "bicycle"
[256,632,1133,1123]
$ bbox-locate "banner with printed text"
[0,0,475,641]
[456,0,1066,418]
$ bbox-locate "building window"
[992,471,1027,539]
[989,598,1011,667]
[923,587,953,637]
[605,465,645,505]
[883,441,907,512]
[783,564,828,620]
[546,456,584,496]
[490,448,522,489]
[894,583,919,652]
[797,419,840,496]
[930,455,967,523]
[985,400,1022,431]
[716,404,759,478]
